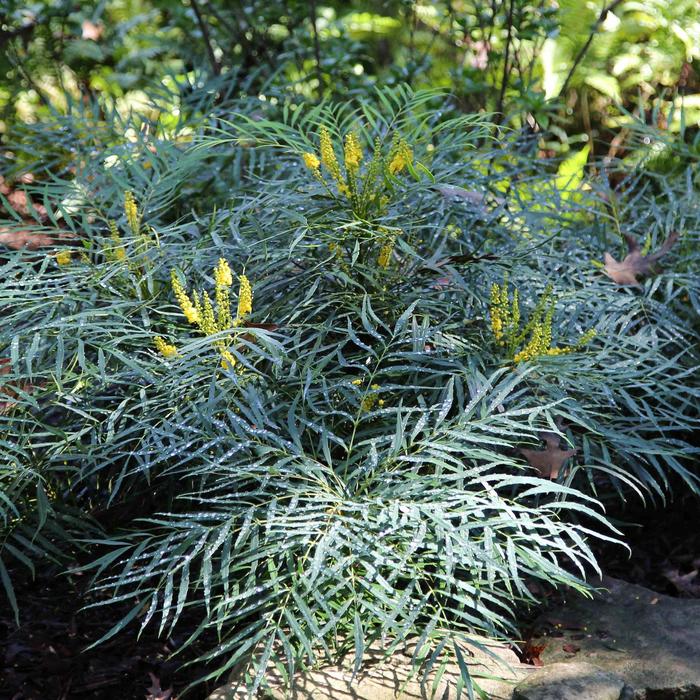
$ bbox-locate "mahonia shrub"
[1,86,698,695]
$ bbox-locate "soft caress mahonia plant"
[3,87,698,699]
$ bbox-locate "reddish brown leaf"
[603,231,679,286]
[521,431,577,479]
[522,640,546,666]
[562,643,580,654]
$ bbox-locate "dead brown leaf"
[603,231,679,286]
[0,227,75,250]
[146,672,173,700]
[0,359,41,415]
[521,431,577,479]
[663,568,700,597]
[522,640,546,667]
[5,189,48,221]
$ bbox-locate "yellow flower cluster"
[154,336,178,358]
[169,258,253,369]
[55,249,72,265]
[387,138,413,175]
[489,278,520,347]
[489,279,595,363]
[236,274,253,323]
[377,240,394,268]
[303,152,321,172]
[360,383,384,411]
[319,126,343,183]
[300,125,415,220]
[171,270,201,324]
[376,228,399,269]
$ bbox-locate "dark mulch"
[0,566,218,700]
[592,491,700,599]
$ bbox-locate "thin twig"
[309,0,323,99]
[189,0,221,76]
[494,0,515,124]
[558,0,625,97]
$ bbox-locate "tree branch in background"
[494,0,516,124]
[558,0,625,97]
[189,0,221,76]
[309,0,323,99]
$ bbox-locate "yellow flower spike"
[214,258,233,288]
[575,328,597,348]
[377,238,395,268]
[303,152,321,171]
[388,139,413,175]
[124,191,140,236]
[220,349,237,369]
[511,289,520,336]
[319,126,343,183]
[540,304,554,354]
[214,259,234,329]
[55,250,72,265]
[202,292,217,335]
[235,274,253,324]
[171,270,200,325]
[344,132,363,173]
[154,336,178,358]
[490,283,504,344]
[107,220,127,262]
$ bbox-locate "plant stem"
[558,0,625,97]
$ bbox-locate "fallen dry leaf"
[603,231,679,286]
[663,568,699,597]
[146,672,173,700]
[5,189,48,221]
[522,640,546,667]
[521,431,577,480]
[0,359,41,415]
[0,227,75,250]
[562,643,580,654]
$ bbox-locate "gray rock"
[530,576,700,698]
[513,661,627,700]
[207,636,533,699]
